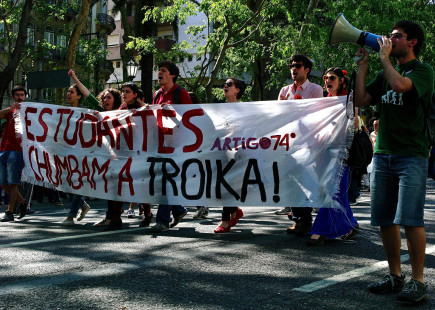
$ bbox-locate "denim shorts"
[370,154,427,227]
[0,151,24,185]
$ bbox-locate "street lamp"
[126,59,138,81]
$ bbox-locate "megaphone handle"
[353,45,374,62]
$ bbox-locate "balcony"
[97,13,116,34]
[154,39,176,52]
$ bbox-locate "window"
[187,54,193,62]
[57,29,66,48]
[116,61,121,68]
[196,54,202,61]
[26,22,35,46]
[107,34,120,46]
[44,26,55,45]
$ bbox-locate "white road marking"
[0,227,146,249]
[293,245,435,292]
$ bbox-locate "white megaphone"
[329,13,382,62]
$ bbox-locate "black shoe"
[296,221,312,237]
[0,211,14,222]
[286,222,300,234]
[105,219,122,231]
[367,273,405,294]
[139,213,153,227]
[170,210,188,228]
[306,235,325,246]
[17,202,28,219]
[397,279,428,304]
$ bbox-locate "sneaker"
[193,207,209,219]
[275,207,291,215]
[0,211,14,222]
[367,273,405,294]
[77,203,90,221]
[26,208,36,214]
[54,201,64,206]
[150,223,169,232]
[93,218,111,227]
[60,218,75,226]
[170,209,188,228]
[127,209,135,218]
[397,279,428,303]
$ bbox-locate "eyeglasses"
[323,75,338,81]
[290,63,303,69]
[222,82,234,88]
[389,33,408,39]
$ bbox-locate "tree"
[0,0,34,106]
[131,0,435,103]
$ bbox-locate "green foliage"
[133,0,435,103]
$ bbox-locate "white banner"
[17,97,352,207]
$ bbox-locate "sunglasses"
[290,63,303,69]
[323,75,338,81]
[389,33,408,39]
[222,82,234,88]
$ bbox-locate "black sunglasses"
[222,82,234,88]
[323,75,337,81]
[290,63,303,69]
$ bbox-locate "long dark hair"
[230,77,246,100]
[324,67,346,94]
[97,88,122,110]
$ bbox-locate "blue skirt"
[310,166,358,239]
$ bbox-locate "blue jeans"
[370,154,427,227]
[156,204,186,226]
[67,194,86,218]
[0,151,24,185]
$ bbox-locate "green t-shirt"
[84,93,101,110]
[366,59,434,158]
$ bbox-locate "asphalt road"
[1,180,435,310]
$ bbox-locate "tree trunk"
[0,0,34,106]
[136,0,154,104]
[65,0,93,69]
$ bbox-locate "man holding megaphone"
[354,20,434,304]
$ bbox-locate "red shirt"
[153,84,192,105]
[327,89,348,97]
[0,110,22,152]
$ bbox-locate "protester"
[307,67,358,246]
[213,77,246,233]
[276,55,323,237]
[60,75,92,226]
[369,119,379,149]
[68,70,154,230]
[355,20,434,303]
[150,60,192,232]
[0,85,29,221]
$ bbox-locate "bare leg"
[380,224,402,277]
[404,226,426,283]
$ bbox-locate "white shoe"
[127,209,135,218]
[77,204,90,221]
[60,218,74,226]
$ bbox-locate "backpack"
[153,86,182,105]
[348,125,373,169]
